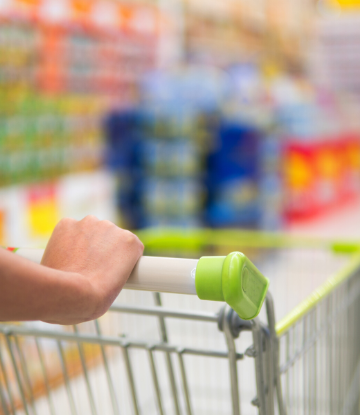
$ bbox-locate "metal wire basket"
[1,229,360,415]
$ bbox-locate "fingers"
[40,215,145,323]
[57,217,77,226]
[120,229,144,257]
[93,223,144,274]
[45,215,144,269]
[79,215,99,225]
[53,217,77,235]
[97,220,144,257]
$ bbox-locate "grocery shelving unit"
[0,0,160,246]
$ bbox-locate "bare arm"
[0,216,144,325]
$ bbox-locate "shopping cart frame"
[139,228,360,415]
[1,228,360,415]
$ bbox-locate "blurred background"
[1,0,360,247]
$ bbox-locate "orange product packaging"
[339,133,360,198]
[283,139,319,221]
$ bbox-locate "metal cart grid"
[0,229,359,415]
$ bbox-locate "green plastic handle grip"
[195,252,269,320]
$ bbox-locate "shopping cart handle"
[195,253,269,320]
[10,248,269,320]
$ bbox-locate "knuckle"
[83,215,98,223]
[57,217,75,228]
[123,230,137,244]
[85,215,97,221]
[132,235,144,253]
[100,219,115,228]
[138,240,145,253]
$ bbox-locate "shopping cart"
[1,229,360,415]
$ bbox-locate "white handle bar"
[13,248,270,320]
[16,249,198,295]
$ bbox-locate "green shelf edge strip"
[136,227,360,253]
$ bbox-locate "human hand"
[41,216,144,324]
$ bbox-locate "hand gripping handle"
[11,248,269,320]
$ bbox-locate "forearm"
[0,217,143,325]
[0,248,97,324]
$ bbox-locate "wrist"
[0,249,101,324]
[41,270,100,325]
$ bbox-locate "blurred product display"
[312,14,360,99]
[0,170,116,247]
[0,0,158,187]
[1,0,360,244]
[0,0,158,245]
[105,68,219,229]
[105,65,360,231]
